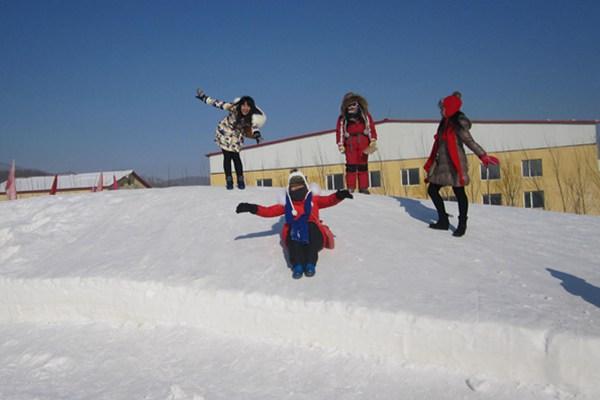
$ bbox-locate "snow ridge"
[1,186,599,397]
[1,276,599,396]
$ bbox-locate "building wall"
[380,144,600,214]
[209,121,600,215]
[209,120,597,172]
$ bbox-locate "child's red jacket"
[255,192,342,248]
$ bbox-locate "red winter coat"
[336,113,377,165]
[255,192,342,248]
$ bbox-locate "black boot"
[237,175,245,190]
[453,216,468,237]
[429,214,449,230]
[225,176,234,190]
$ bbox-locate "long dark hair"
[235,96,262,126]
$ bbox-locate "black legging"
[222,149,243,178]
[287,222,324,266]
[427,183,468,218]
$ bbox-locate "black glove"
[236,203,258,214]
[254,131,262,144]
[335,189,353,200]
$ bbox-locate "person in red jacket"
[336,92,378,194]
[236,170,353,279]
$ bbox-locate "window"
[327,174,344,190]
[480,164,500,180]
[524,191,545,208]
[256,178,272,187]
[522,159,543,177]
[370,171,381,188]
[401,168,420,186]
[483,193,502,205]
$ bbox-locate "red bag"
[321,224,335,249]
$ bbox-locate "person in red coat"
[236,170,353,279]
[336,92,378,194]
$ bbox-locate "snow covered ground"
[1,186,599,399]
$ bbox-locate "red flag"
[96,172,104,192]
[6,160,17,200]
[112,175,118,190]
[49,175,58,195]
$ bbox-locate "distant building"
[207,119,600,215]
[0,170,151,201]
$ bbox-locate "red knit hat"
[442,94,462,118]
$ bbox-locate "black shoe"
[237,175,245,190]
[226,176,234,190]
[358,189,370,194]
[429,219,449,230]
[452,217,467,237]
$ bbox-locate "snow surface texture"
[1,186,599,399]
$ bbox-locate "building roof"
[0,170,150,193]
[206,118,600,157]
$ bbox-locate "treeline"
[0,163,56,181]
[145,175,210,187]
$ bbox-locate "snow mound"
[1,186,599,397]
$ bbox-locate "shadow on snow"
[547,268,600,308]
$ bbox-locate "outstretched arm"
[456,117,485,158]
[315,190,353,209]
[455,118,499,166]
[236,203,285,218]
[196,89,234,111]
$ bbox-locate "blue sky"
[1,0,599,179]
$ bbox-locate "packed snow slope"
[1,186,599,397]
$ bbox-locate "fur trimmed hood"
[340,92,369,115]
[233,96,267,128]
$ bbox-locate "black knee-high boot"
[453,216,468,237]
[452,187,468,237]
[427,184,449,230]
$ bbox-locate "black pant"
[222,149,243,178]
[287,222,324,266]
[427,184,468,218]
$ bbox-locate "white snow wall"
[1,277,599,396]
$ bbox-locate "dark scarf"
[285,192,313,244]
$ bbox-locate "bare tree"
[564,147,591,214]
[440,186,454,201]
[372,150,389,195]
[546,145,568,212]
[467,156,482,204]
[498,153,522,207]
[417,136,433,199]
[583,153,600,214]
